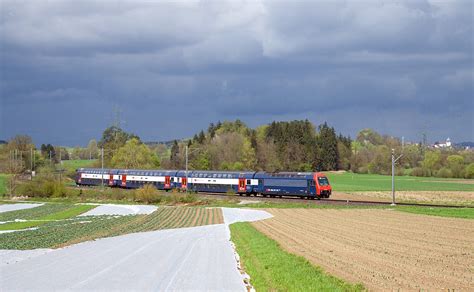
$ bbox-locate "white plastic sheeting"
[78,204,157,216]
[1,225,245,291]
[0,208,273,291]
[222,207,273,225]
[0,203,43,213]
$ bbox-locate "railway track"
[71,185,472,208]
[195,192,473,208]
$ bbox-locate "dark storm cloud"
[0,0,472,146]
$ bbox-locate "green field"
[230,222,363,291]
[0,205,222,249]
[326,172,473,192]
[396,206,474,219]
[0,204,96,231]
[60,159,97,172]
[0,174,7,196]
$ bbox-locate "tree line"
[1,120,473,179]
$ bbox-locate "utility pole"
[101,147,104,188]
[30,148,33,180]
[59,148,62,183]
[391,149,403,206]
[185,145,188,193]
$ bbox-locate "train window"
[247,179,251,184]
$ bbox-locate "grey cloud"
[0,0,472,145]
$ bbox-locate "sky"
[1,0,473,146]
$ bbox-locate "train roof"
[187,170,255,178]
[254,171,315,179]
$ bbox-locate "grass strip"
[209,208,214,225]
[197,208,205,226]
[182,207,197,228]
[0,174,8,196]
[395,206,474,219]
[230,222,364,292]
[159,207,183,229]
[174,207,192,228]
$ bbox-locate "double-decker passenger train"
[76,168,332,199]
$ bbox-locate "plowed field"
[253,209,474,290]
[331,191,474,206]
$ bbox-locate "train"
[75,168,332,199]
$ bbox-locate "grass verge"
[0,174,8,196]
[395,206,474,219]
[230,222,364,291]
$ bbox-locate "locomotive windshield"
[317,177,329,186]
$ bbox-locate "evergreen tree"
[318,123,338,170]
[170,140,180,168]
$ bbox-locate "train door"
[108,172,114,186]
[181,177,187,189]
[258,179,264,193]
[165,176,171,189]
[238,178,246,192]
[121,175,127,187]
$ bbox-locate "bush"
[436,167,453,178]
[465,163,474,179]
[181,193,197,203]
[18,177,66,198]
[411,167,424,177]
[395,168,405,176]
[134,184,162,204]
[403,168,413,176]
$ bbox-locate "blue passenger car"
[254,172,317,198]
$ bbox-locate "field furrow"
[253,208,474,290]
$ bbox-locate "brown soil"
[253,209,474,290]
[332,191,474,206]
[421,180,474,185]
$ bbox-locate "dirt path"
[253,209,474,290]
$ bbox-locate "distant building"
[433,138,452,149]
